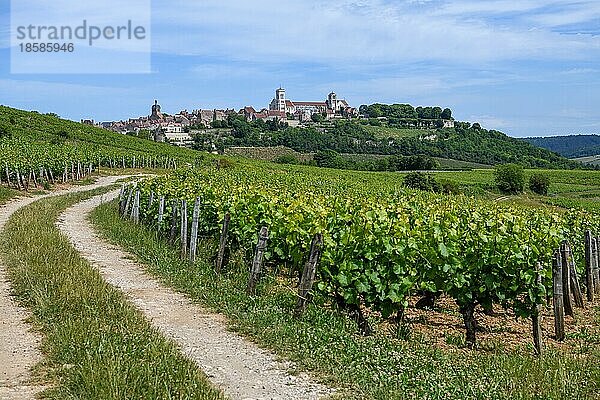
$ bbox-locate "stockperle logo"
[11,0,151,74]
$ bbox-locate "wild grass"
[92,201,600,400]
[0,185,19,205]
[0,189,224,400]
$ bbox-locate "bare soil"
[389,294,600,353]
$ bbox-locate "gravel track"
[57,189,333,400]
[0,176,126,400]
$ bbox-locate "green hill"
[214,116,580,169]
[0,105,198,158]
[0,106,202,182]
[524,134,600,158]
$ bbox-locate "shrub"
[314,150,345,169]
[274,154,299,165]
[0,123,11,139]
[494,164,525,194]
[439,179,461,195]
[529,173,550,195]
[57,129,70,139]
[403,172,440,192]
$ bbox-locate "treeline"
[359,103,453,120]
[276,150,438,172]
[193,115,581,169]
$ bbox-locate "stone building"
[268,88,356,120]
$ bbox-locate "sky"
[1,0,600,137]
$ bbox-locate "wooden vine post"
[215,213,231,274]
[157,196,165,230]
[585,231,594,302]
[563,242,584,308]
[4,165,10,187]
[592,237,600,295]
[118,185,126,215]
[180,200,188,259]
[247,226,268,295]
[122,188,133,219]
[532,262,543,355]
[188,198,200,264]
[130,189,140,224]
[295,233,323,316]
[168,200,178,244]
[560,241,574,317]
[148,191,155,208]
[552,251,565,341]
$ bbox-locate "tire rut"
[57,189,334,400]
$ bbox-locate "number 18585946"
[19,43,75,52]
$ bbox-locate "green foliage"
[130,166,600,346]
[311,113,325,123]
[0,105,202,182]
[529,173,551,195]
[206,115,580,169]
[495,164,525,194]
[314,149,345,168]
[95,201,600,400]
[0,122,11,139]
[274,154,299,165]
[403,172,440,192]
[525,134,600,158]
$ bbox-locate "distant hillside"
[524,134,600,158]
[207,114,581,169]
[0,105,200,161]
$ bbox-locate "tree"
[313,150,344,169]
[274,154,299,164]
[441,108,452,120]
[494,164,525,194]
[311,113,325,123]
[403,172,440,192]
[529,173,550,195]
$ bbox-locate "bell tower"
[327,92,338,112]
[150,99,163,120]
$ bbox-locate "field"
[429,168,600,210]
[574,155,600,166]
[90,159,600,399]
[0,106,204,189]
[1,105,600,398]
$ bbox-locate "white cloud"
[150,0,600,65]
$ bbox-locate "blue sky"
[1,0,600,137]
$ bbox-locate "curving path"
[57,189,333,400]
[0,176,127,400]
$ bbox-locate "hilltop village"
[87,89,356,145]
[85,88,455,147]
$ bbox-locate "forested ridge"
[525,134,600,158]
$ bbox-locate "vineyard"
[121,166,600,347]
[0,106,203,189]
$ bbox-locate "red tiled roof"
[294,101,327,106]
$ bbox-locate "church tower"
[327,92,338,112]
[150,99,163,120]
[270,88,287,112]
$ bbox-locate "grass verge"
[0,185,19,205]
[0,188,224,399]
[92,201,600,400]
